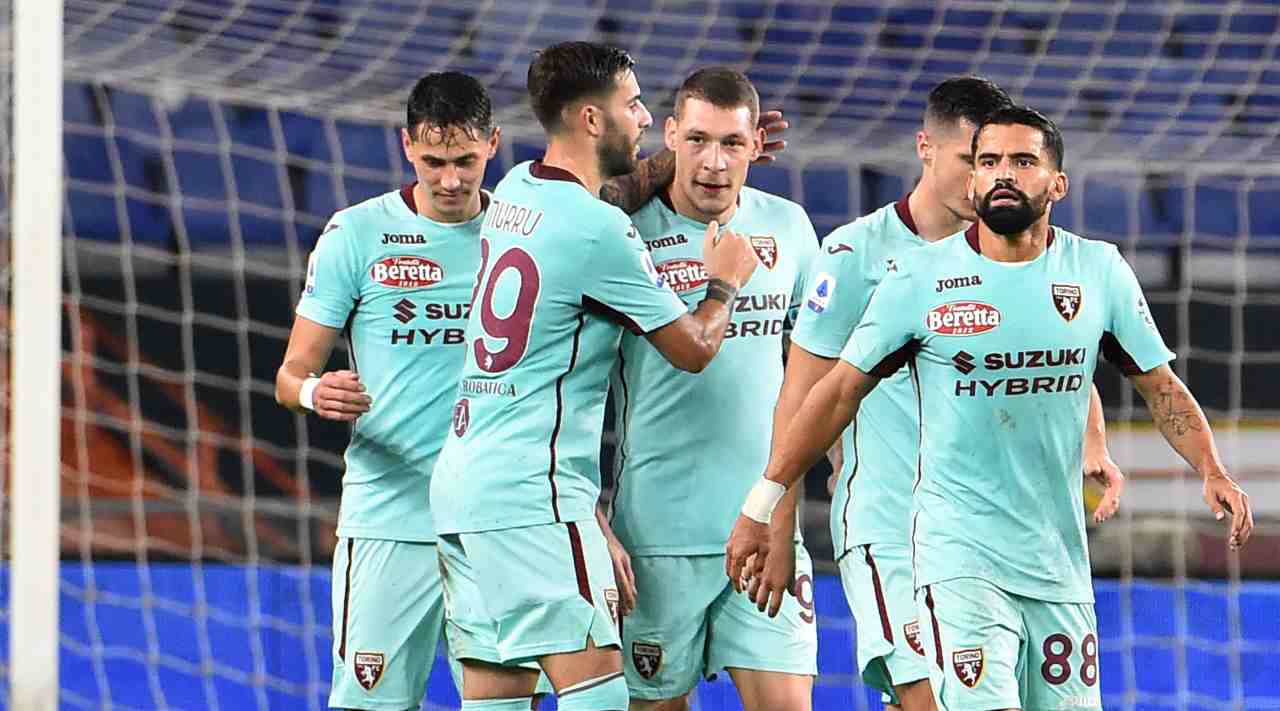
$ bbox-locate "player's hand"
[1083,445,1124,523]
[725,514,770,593]
[826,440,843,497]
[603,525,637,617]
[312,370,371,421]
[747,535,795,618]
[1202,472,1253,551]
[752,110,788,165]
[702,221,758,291]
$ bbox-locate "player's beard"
[975,183,1049,235]
[598,115,640,179]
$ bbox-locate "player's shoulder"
[320,189,408,247]
[1051,226,1121,260]
[740,185,809,221]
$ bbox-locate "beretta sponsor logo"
[655,258,708,293]
[926,301,1001,336]
[371,255,443,288]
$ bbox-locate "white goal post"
[9,0,63,709]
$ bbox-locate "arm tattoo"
[599,149,676,214]
[1154,384,1205,438]
[704,278,739,305]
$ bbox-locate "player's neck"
[908,180,967,242]
[666,184,737,225]
[412,182,481,224]
[542,140,605,196]
[977,217,1051,263]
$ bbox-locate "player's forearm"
[765,366,864,490]
[275,360,316,411]
[657,281,736,373]
[599,149,675,215]
[1084,384,1108,452]
[1133,368,1227,479]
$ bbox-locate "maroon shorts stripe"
[864,545,894,644]
[925,585,944,670]
[839,421,858,554]
[566,522,593,604]
[338,538,354,661]
[547,314,586,521]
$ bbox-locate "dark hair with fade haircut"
[674,67,760,124]
[406,71,494,142]
[925,76,1013,130]
[971,104,1066,170]
[527,41,636,133]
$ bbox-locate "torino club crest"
[632,642,663,679]
[354,651,385,691]
[750,235,778,270]
[953,648,985,688]
[1052,283,1083,322]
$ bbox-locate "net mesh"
[0,0,1276,709]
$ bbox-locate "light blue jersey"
[841,226,1174,603]
[610,188,819,555]
[296,185,481,542]
[790,196,927,559]
[432,161,689,535]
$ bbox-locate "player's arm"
[275,316,371,421]
[1129,364,1253,549]
[1083,384,1124,523]
[643,220,759,372]
[728,361,880,588]
[598,111,789,214]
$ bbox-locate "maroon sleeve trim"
[582,295,646,335]
[867,339,920,378]
[1099,332,1144,375]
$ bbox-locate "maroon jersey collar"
[964,223,1056,255]
[894,192,920,236]
[530,160,586,187]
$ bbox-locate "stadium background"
[1,0,1278,709]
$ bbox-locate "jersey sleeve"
[582,210,688,335]
[1100,245,1176,374]
[789,222,878,358]
[839,256,922,377]
[785,207,821,331]
[295,215,360,329]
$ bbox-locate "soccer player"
[429,42,760,711]
[727,106,1253,710]
[276,71,691,711]
[749,78,1121,711]
[608,68,819,711]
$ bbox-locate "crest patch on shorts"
[632,641,662,680]
[354,651,385,691]
[904,620,925,656]
[953,647,984,688]
[604,588,620,627]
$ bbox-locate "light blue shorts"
[838,542,931,703]
[916,577,1102,711]
[621,544,817,700]
[438,519,621,665]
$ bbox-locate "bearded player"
[277,70,711,711]
[608,68,818,711]
[750,79,1122,711]
[430,43,760,711]
[727,106,1252,710]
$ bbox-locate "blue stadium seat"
[231,155,284,210]
[65,133,113,184]
[1195,178,1242,237]
[1247,182,1280,242]
[335,120,392,172]
[224,105,274,151]
[280,111,330,162]
[1081,174,1131,238]
[746,164,790,200]
[64,82,99,125]
[802,167,851,228]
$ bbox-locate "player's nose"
[440,166,461,190]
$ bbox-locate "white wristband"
[741,478,787,524]
[299,377,321,412]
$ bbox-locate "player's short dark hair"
[674,67,760,124]
[972,105,1065,169]
[925,76,1013,131]
[527,41,636,133]
[405,71,493,141]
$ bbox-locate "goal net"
[3,1,1278,709]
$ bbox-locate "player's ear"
[751,125,765,161]
[664,115,678,151]
[400,127,414,161]
[486,126,501,159]
[966,169,976,202]
[916,130,931,165]
[1050,169,1069,203]
[579,103,603,139]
